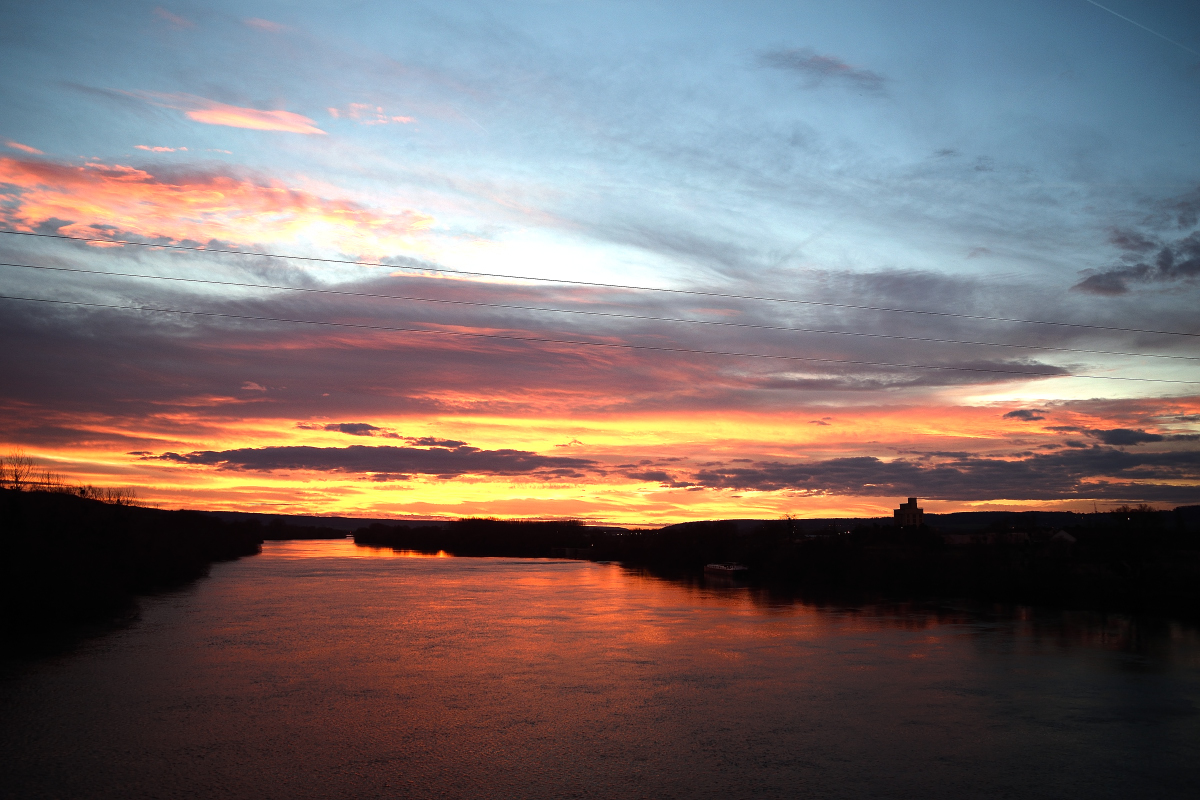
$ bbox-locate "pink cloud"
[186,105,324,135]
[244,18,287,33]
[134,92,326,134]
[5,140,43,155]
[153,7,193,28]
[329,103,415,126]
[134,145,187,152]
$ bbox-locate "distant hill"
[666,508,1200,534]
[198,506,1200,535]
[205,510,447,533]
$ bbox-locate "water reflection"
[1,538,1196,800]
[296,539,1200,666]
[600,558,1200,669]
[274,539,453,559]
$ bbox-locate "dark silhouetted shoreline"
[355,507,1200,617]
[1,488,263,650]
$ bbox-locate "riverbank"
[0,489,263,649]
[354,509,1200,617]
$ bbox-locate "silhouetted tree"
[1,450,34,490]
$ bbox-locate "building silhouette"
[894,497,924,528]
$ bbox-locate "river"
[2,538,1198,799]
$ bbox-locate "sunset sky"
[2,0,1199,523]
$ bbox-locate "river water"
[2,539,1198,799]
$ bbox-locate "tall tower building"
[894,497,924,528]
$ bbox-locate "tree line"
[354,509,1200,617]
[2,450,139,505]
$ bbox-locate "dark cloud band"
[688,447,1200,502]
[760,48,886,92]
[149,444,599,479]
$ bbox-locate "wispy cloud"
[759,48,886,92]
[153,7,193,29]
[1074,187,1200,294]
[4,140,43,155]
[328,103,414,125]
[133,91,326,134]
[1075,230,1200,294]
[134,145,186,152]
[244,18,288,33]
[0,155,432,253]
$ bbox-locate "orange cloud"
[135,145,186,152]
[9,396,1198,523]
[136,92,326,134]
[5,140,43,155]
[0,156,433,254]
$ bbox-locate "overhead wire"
[3,228,1197,338]
[1081,0,1200,58]
[2,260,1196,362]
[2,294,1198,384]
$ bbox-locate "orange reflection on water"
[266,539,453,559]
[7,536,1191,800]
[251,539,1200,671]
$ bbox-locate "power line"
[4,228,1197,338]
[3,260,1196,362]
[1081,0,1200,58]
[3,293,1197,384]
